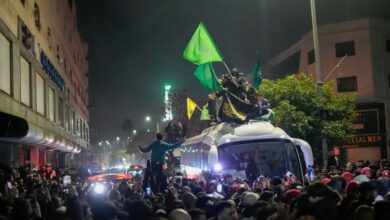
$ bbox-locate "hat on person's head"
[361,167,372,175]
[231,68,239,74]
[346,181,360,194]
[241,192,260,206]
[354,175,370,184]
[342,172,354,182]
[231,184,239,194]
[283,189,301,202]
[321,177,332,185]
[381,169,390,177]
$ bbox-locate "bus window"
[218,140,302,181]
[295,145,307,173]
[181,143,210,171]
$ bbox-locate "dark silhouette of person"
[139,133,183,192]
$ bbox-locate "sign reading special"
[347,135,384,146]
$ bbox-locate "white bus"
[177,121,313,182]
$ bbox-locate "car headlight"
[94,183,105,194]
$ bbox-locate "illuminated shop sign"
[347,135,384,146]
[40,51,65,91]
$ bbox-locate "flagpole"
[222,61,233,78]
[222,60,240,85]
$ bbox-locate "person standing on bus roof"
[245,94,271,122]
[139,133,184,192]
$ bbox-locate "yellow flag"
[187,98,197,120]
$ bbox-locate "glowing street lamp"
[145,116,151,122]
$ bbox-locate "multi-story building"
[0,0,90,168]
[265,18,390,162]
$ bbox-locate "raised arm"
[139,144,152,153]
[162,141,182,151]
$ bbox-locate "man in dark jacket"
[139,133,183,192]
[327,149,340,171]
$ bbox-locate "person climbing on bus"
[139,133,184,192]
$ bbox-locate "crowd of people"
[1,157,390,220]
[207,68,271,124]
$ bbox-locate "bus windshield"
[218,140,302,181]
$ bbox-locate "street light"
[133,129,137,134]
[145,115,160,133]
[116,137,120,141]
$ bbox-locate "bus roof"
[182,121,293,148]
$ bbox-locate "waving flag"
[194,62,223,92]
[187,98,198,120]
[183,22,223,65]
[252,52,263,88]
[200,104,210,121]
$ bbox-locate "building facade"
[265,19,390,162]
[0,0,90,168]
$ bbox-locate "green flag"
[194,62,223,92]
[252,52,262,88]
[183,22,223,65]
[200,104,210,120]
[269,110,276,123]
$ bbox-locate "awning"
[0,112,81,153]
[0,111,28,137]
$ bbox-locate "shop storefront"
[341,103,387,162]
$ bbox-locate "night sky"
[75,0,390,141]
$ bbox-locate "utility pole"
[310,0,328,167]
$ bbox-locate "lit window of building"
[0,33,11,94]
[20,56,31,106]
[48,87,55,121]
[36,73,45,115]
